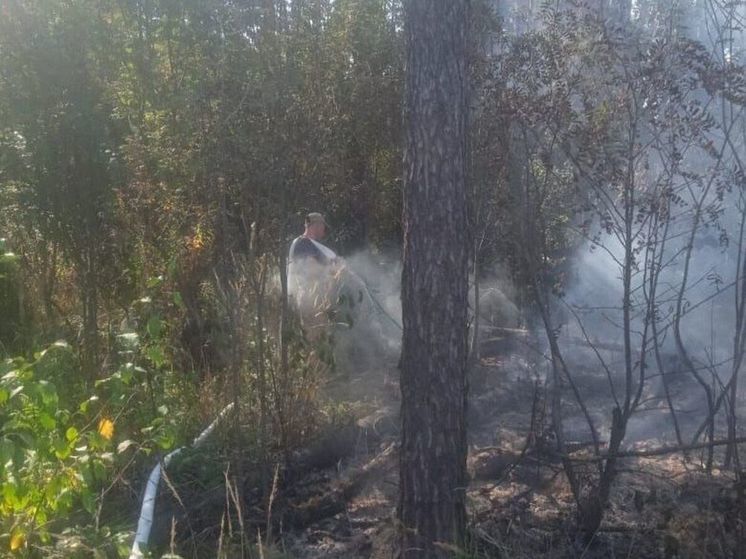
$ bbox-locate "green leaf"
[79,395,98,413]
[53,438,71,460]
[119,367,134,384]
[156,433,175,450]
[81,490,95,514]
[87,431,106,451]
[146,316,164,338]
[37,380,58,406]
[92,458,106,480]
[65,427,79,442]
[172,291,185,309]
[2,482,18,508]
[147,346,166,367]
[38,412,56,431]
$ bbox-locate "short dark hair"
[305,212,327,227]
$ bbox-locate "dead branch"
[566,436,746,462]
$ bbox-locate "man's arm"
[289,237,326,264]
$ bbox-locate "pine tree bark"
[398,1,470,557]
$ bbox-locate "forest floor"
[277,330,746,559]
[153,328,746,558]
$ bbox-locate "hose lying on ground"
[129,402,235,559]
[128,265,396,556]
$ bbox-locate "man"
[288,212,337,266]
[288,212,398,379]
[288,212,339,341]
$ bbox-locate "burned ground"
[148,326,746,558]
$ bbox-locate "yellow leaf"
[98,418,115,441]
[10,531,25,551]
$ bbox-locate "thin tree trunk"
[82,247,99,382]
[16,257,25,329]
[248,220,270,494]
[43,242,58,321]
[278,186,290,458]
[726,196,746,467]
[398,2,470,557]
[469,240,481,369]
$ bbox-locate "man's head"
[304,212,328,240]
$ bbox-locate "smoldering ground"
[551,184,743,447]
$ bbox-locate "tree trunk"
[81,247,99,382]
[398,2,470,557]
[277,183,291,459]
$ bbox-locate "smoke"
[474,263,522,330]
[341,250,403,345]
[553,198,740,444]
[287,247,403,404]
[337,252,526,372]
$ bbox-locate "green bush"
[0,335,190,557]
[0,343,113,552]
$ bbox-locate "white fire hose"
[129,264,396,558]
[129,402,235,559]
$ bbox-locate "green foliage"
[0,343,111,551]
[0,326,197,556]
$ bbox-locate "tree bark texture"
[398,1,470,557]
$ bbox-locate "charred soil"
[155,330,746,558]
